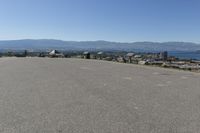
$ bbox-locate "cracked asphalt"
[0,57,200,133]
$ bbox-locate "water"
[169,51,200,60]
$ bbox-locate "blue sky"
[0,0,200,42]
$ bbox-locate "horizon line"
[0,39,199,44]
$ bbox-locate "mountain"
[0,39,199,52]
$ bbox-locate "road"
[0,57,200,133]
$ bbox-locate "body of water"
[169,51,200,60]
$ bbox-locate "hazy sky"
[0,0,200,42]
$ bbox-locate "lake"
[169,51,200,60]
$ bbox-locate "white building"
[49,50,64,58]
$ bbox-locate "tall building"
[159,51,168,61]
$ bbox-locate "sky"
[0,0,200,43]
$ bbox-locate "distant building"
[159,51,168,61]
[83,51,90,59]
[49,50,59,55]
[97,51,103,60]
[134,55,142,58]
[117,56,126,63]
[168,56,178,62]
[103,57,112,61]
[138,61,148,65]
[126,53,134,63]
[24,50,28,57]
[49,50,64,58]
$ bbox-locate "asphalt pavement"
[0,57,200,133]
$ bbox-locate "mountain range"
[0,39,200,52]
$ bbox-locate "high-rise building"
[159,51,168,61]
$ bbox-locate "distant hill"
[0,39,199,52]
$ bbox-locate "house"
[97,51,103,60]
[138,60,148,65]
[134,55,142,58]
[126,53,134,63]
[117,56,126,63]
[49,50,64,58]
[83,51,90,59]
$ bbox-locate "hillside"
[0,39,200,52]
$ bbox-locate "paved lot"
[0,57,200,133]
